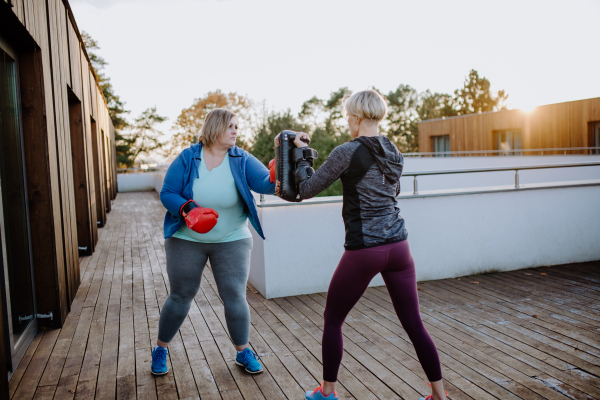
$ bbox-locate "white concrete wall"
[118,171,166,193]
[249,183,600,298]
[117,173,156,192]
[120,157,600,299]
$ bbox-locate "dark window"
[0,47,36,368]
[433,135,450,157]
[493,130,522,155]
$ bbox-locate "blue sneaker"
[305,383,338,399]
[235,348,263,374]
[151,346,168,375]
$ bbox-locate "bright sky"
[71,0,600,134]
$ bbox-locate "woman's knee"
[168,290,196,306]
[222,294,249,315]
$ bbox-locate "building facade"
[0,0,116,393]
[418,97,600,155]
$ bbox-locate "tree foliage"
[168,90,251,156]
[82,31,133,167]
[127,107,167,164]
[454,69,508,115]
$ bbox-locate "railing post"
[413,176,418,195]
[260,194,265,202]
[515,170,520,188]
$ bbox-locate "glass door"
[0,46,37,372]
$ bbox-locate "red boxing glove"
[269,158,276,183]
[186,207,219,234]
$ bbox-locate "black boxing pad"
[274,131,314,202]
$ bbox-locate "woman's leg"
[157,237,209,345]
[208,238,253,347]
[381,240,445,399]
[321,248,387,389]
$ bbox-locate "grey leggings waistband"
[158,237,253,345]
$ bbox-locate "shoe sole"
[235,360,263,374]
[151,369,168,376]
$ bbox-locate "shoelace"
[153,348,167,364]
[240,349,260,363]
[424,381,449,399]
[310,382,337,398]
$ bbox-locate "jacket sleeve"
[159,152,189,217]
[298,145,351,199]
[245,153,276,194]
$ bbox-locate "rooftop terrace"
[8,191,600,399]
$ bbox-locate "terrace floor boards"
[9,191,600,399]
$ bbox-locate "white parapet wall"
[248,181,600,298]
[129,155,600,299]
[118,171,166,193]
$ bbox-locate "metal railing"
[258,160,600,201]
[406,161,600,194]
[403,146,600,157]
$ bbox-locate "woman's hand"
[294,132,310,148]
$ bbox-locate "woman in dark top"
[296,90,447,400]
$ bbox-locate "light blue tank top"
[172,148,252,243]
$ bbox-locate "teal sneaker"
[151,346,168,375]
[235,348,263,374]
[305,383,338,399]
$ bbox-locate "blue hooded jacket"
[160,143,275,239]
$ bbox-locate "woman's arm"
[159,152,190,217]
[245,153,276,195]
[297,145,351,200]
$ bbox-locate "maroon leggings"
[322,240,442,382]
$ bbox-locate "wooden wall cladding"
[2,0,116,326]
[419,98,600,153]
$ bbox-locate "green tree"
[385,85,420,152]
[168,90,251,156]
[126,107,167,164]
[251,110,307,166]
[417,91,458,121]
[454,69,507,115]
[81,31,132,167]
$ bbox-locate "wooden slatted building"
[0,0,117,393]
[418,97,600,154]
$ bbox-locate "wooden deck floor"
[8,191,600,400]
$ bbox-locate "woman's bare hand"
[294,132,310,148]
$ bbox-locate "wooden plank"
[12,330,60,399]
[91,118,107,227]
[17,1,69,326]
[67,20,82,100]
[58,0,81,305]
[368,280,600,398]
[69,99,94,256]
[8,332,43,398]
[95,221,125,400]
[47,0,76,312]
[79,48,99,246]
[11,194,600,399]
[13,0,25,25]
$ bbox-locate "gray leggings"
[158,237,253,345]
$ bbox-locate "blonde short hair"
[344,89,387,122]
[199,108,236,148]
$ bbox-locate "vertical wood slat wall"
[418,97,600,153]
[1,0,117,326]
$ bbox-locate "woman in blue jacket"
[152,108,274,376]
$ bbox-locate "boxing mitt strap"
[295,166,315,185]
[180,199,199,217]
[292,147,319,165]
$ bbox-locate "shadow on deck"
[8,191,600,399]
